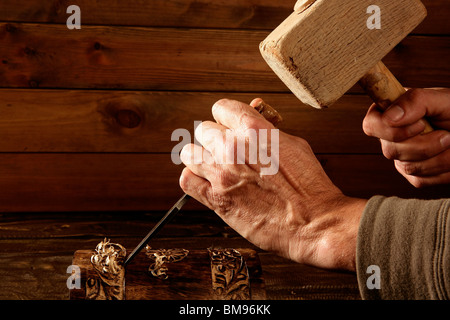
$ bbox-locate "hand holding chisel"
[124,100,282,266]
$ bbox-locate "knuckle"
[443,150,450,169]
[216,135,235,163]
[408,176,427,189]
[207,188,233,214]
[212,99,230,112]
[179,168,190,190]
[416,144,434,159]
[362,117,375,136]
[396,161,428,188]
[401,161,422,176]
[387,129,409,143]
[180,144,192,163]
[404,88,425,105]
[381,141,399,160]
[439,132,450,150]
[298,137,313,151]
[194,121,203,139]
[292,135,308,147]
[239,112,261,129]
[288,135,312,153]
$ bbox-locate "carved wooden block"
[70,245,265,300]
[87,239,126,300]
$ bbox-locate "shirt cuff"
[356,195,449,300]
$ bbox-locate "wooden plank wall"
[0,0,449,213]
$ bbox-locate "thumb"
[382,88,450,128]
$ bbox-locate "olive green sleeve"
[356,196,449,300]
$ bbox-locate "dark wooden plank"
[0,0,294,30]
[0,252,71,300]
[0,237,257,300]
[418,0,450,34]
[0,236,258,300]
[0,23,274,91]
[0,210,238,240]
[0,0,447,34]
[0,89,380,154]
[259,253,360,300]
[0,238,257,256]
[0,214,355,300]
[0,23,448,91]
[0,153,184,213]
[0,153,447,213]
[0,237,359,300]
[387,36,450,88]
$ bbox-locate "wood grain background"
[0,0,448,212]
[0,0,448,301]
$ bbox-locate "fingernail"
[441,134,450,148]
[384,105,405,122]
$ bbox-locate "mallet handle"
[359,61,433,134]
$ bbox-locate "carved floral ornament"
[145,245,189,279]
[209,248,250,300]
[87,238,126,300]
[87,239,251,300]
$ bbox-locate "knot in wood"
[28,80,39,88]
[94,42,102,50]
[24,47,38,57]
[5,24,17,33]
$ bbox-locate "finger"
[195,118,273,176]
[179,167,214,210]
[363,103,427,142]
[194,121,233,163]
[180,143,217,179]
[395,165,450,188]
[211,99,271,131]
[383,88,450,128]
[249,98,263,107]
[380,131,450,161]
[249,97,266,112]
[394,149,450,177]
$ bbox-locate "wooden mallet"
[260,0,433,133]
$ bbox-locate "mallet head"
[260,0,427,109]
